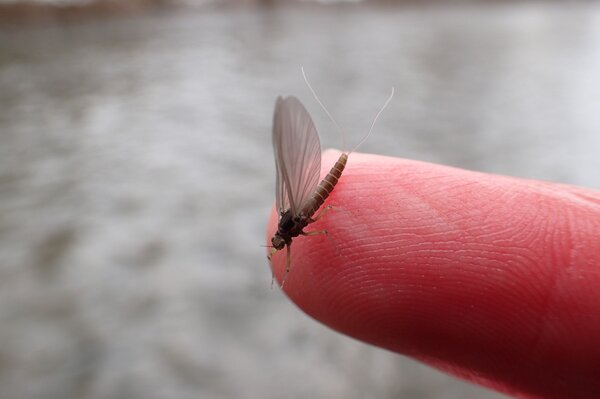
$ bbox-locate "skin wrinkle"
[570,191,600,206]
[355,167,552,324]
[526,200,584,382]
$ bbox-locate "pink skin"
[267,151,600,399]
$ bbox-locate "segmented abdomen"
[303,153,348,217]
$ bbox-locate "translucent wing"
[272,96,322,216]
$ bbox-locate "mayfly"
[268,70,394,285]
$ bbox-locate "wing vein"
[272,96,322,216]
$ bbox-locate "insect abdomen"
[304,153,348,217]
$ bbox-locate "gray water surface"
[1,3,600,398]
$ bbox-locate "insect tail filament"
[350,87,395,154]
[301,66,347,152]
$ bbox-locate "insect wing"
[272,96,321,216]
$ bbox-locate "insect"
[268,72,394,286]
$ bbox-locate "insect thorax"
[273,209,310,247]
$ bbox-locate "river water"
[1,2,599,398]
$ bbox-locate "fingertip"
[265,152,600,398]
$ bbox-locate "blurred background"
[1,0,599,398]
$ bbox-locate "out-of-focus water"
[1,3,599,398]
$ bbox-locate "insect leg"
[268,247,278,288]
[304,223,344,259]
[267,247,278,260]
[280,244,292,288]
[301,229,328,236]
[310,204,334,223]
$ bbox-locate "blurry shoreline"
[0,0,172,24]
[0,0,380,25]
[0,0,511,25]
[3,0,580,26]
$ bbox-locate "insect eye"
[271,235,286,250]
